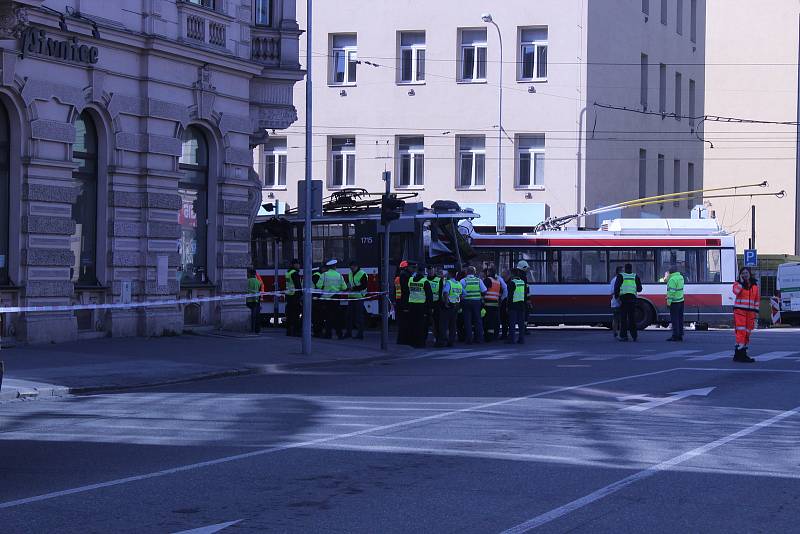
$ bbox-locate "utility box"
[297,180,323,218]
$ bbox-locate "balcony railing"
[187,15,205,42]
[209,22,226,47]
[252,33,281,66]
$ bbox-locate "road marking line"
[435,350,499,360]
[580,354,620,361]
[753,351,797,361]
[500,404,800,534]
[636,350,701,361]
[688,351,732,361]
[533,352,579,360]
[0,368,678,510]
[173,519,243,534]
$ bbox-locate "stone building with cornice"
[0,0,302,343]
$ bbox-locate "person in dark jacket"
[345,260,369,339]
[614,263,644,342]
[284,258,302,337]
[506,267,529,344]
[407,263,433,348]
[311,265,325,337]
[396,260,413,345]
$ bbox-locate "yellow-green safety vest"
[512,278,526,303]
[666,272,685,304]
[348,270,367,299]
[447,280,462,304]
[463,276,482,300]
[620,272,638,296]
[317,270,346,299]
[285,269,298,296]
[428,276,441,302]
[408,278,427,304]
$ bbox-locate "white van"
[777,262,800,325]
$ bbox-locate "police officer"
[614,263,643,342]
[346,260,368,339]
[483,268,504,341]
[285,258,302,337]
[408,263,433,348]
[438,269,462,347]
[461,266,487,344]
[666,266,685,342]
[316,259,347,339]
[427,266,443,346]
[507,267,529,344]
[395,260,412,345]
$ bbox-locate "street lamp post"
[482,13,505,233]
[302,0,314,356]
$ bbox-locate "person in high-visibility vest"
[285,258,302,337]
[666,266,686,342]
[345,260,368,339]
[316,259,347,339]
[427,265,443,346]
[461,266,487,344]
[437,269,462,347]
[246,268,263,334]
[311,266,324,337]
[483,268,504,342]
[395,260,412,345]
[506,267,529,344]
[613,263,643,342]
[408,263,433,348]
[733,267,759,362]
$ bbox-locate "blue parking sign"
[744,249,758,267]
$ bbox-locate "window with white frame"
[399,32,425,83]
[261,137,287,188]
[517,135,545,188]
[330,34,357,85]
[254,0,271,26]
[330,137,356,187]
[458,136,485,188]
[398,136,424,187]
[459,29,487,82]
[519,27,548,81]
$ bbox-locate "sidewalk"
[0,330,410,401]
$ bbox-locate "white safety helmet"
[516,260,530,271]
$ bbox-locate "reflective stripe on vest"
[408,279,426,304]
[285,269,298,296]
[512,279,525,303]
[463,276,482,300]
[447,280,463,304]
[733,282,760,312]
[394,276,402,299]
[348,270,367,298]
[666,273,685,303]
[484,277,500,306]
[620,273,638,296]
[428,277,441,302]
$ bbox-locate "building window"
[517,135,545,188]
[675,71,682,120]
[690,0,697,42]
[676,0,684,34]
[399,31,426,83]
[661,0,668,25]
[642,0,649,15]
[0,103,8,285]
[657,154,665,198]
[673,159,681,206]
[659,63,666,114]
[398,136,424,187]
[254,0,271,26]
[689,78,696,127]
[330,34,357,85]
[261,137,287,188]
[519,27,548,81]
[459,29,487,82]
[458,136,486,188]
[178,127,209,286]
[687,162,695,208]
[71,112,99,286]
[640,53,648,109]
[330,137,356,187]
[638,149,647,199]
[188,0,215,9]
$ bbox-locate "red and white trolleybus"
[470,218,737,329]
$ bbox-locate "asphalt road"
[1,327,799,533]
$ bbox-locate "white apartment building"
[257,0,706,231]
[705,0,799,255]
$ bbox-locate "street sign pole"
[380,171,391,351]
[301,0,313,356]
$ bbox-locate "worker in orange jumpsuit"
[732,267,760,363]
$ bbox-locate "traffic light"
[381,194,405,225]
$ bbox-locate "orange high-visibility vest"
[394,276,402,300]
[484,277,500,306]
[733,282,760,312]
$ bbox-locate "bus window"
[699,249,722,283]
[657,249,698,283]
[521,249,558,284]
[560,250,608,283]
[609,250,655,283]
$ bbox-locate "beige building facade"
[257,0,706,230]
[704,0,799,255]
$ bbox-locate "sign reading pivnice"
[20,27,99,65]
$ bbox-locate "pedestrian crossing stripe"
[637,350,701,361]
[405,349,800,362]
[687,351,734,361]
